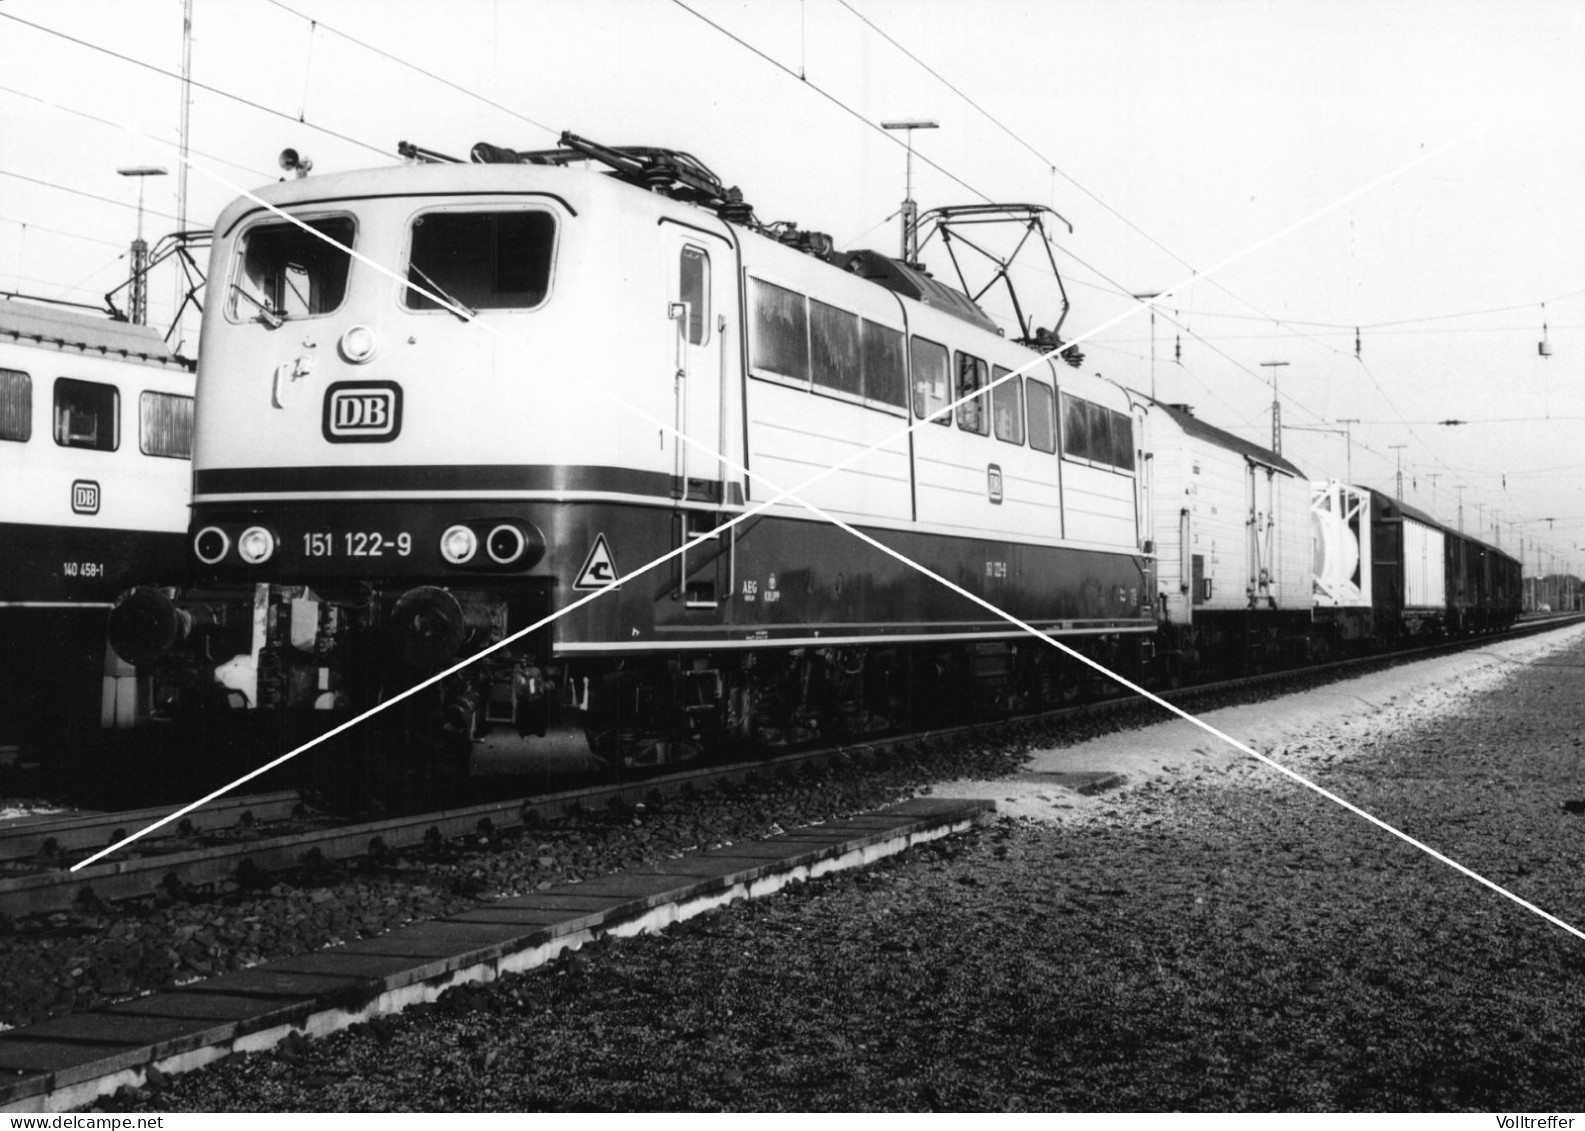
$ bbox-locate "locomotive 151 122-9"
[102,133,1521,776]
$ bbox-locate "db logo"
[323,381,402,443]
[71,479,100,515]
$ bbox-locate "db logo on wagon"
[323,381,403,443]
[71,479,100,515]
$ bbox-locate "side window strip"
[810,299,862,397]
[749,278,810,383]
[910,336,950,425]
[0,368,31,442]
[1026,377,1054,453]
[955,352,989,435]
[140,391,194,459]
[992,365,1023,445]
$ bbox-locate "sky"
[2,0,1583,573]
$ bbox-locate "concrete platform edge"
[0,797,990,1112]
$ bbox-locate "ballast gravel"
[0,726,1038,1031]
[17,625,1585,1111]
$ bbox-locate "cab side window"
[910,336,950,425]
[679,246,710,345]
[992,365,1023,444]
[1025,378,1055,453]
[955,352,989,435]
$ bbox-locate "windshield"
[404,210,555,311]
[229,215,354,323]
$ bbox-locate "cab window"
[405,210,555,311]
[230,215,354,322]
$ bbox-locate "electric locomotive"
[106,134,1158,771]
[103,134,1526,778]
[0,298,194,761]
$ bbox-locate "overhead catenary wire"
[831,0,1398,390]
[1139,286,1585,331]
[1099,323,1585,342]
[251,0,1310,446]
[823,2,1576,495]
[45,252,134,304]
[257,0,558,142]
[792,2,1424,459]
[0,215,126,250]
[6,0,1430,487]
[0,82,274,182]
[7,270,124,298]
[0,168,183,225]
[8,4,1566,557]
[0,10,397,161]
[667,0,999,207]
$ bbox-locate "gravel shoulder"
[943,625,1585,826]
[104,625,1585,1112]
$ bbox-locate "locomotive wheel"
[617,735,705,771]
[755,721,819,752]
[838,709,893,738]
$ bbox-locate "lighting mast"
[1259,361,1288,455]
[117,166,168,326]
[881,120,938,267]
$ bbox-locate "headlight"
[237,526,276,565]
[194,526,231,565]
[440,524,478,564]
[486,523,527,565]
[339,324,377,364]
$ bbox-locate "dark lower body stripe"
[196,464,745,506]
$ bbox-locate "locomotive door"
[665,227,738,607]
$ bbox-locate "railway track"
[0,791,304,864]
[7,613,1580,921]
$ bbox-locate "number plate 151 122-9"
[301,531,412,557]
